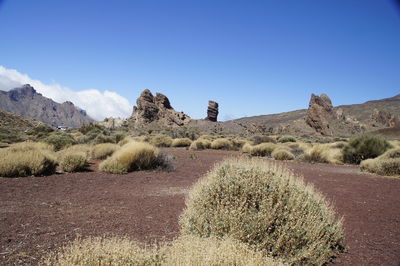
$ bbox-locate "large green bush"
[44,133,76,151]
[179,157,345,265]
[343,135,391,164]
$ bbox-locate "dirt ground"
[0,148,399,265]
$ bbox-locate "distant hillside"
[227,93,400,137]
[0,109,53,143]
[0,84,94,128]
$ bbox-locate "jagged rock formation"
[371,108,399,128]
[128,89,190,128]
[0,84,94,128]
[305,94,333,135]
[97,117,126,129]
[206,101,219,122]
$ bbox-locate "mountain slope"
[0,109,53,143]
[0,84,94,128]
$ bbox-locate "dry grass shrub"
[43,235,282,266]
[189,139,211,150]
[92,143,120,159]
[230,138,249,150]
[59,144,92,158]
[171,138,192,147]
[210,138,234,150]
[303,144,343,164]
[42,236,158,266]
[99,142,172,174]
[389,140,400,148]
[59,151,89,172]
[251,135,277,145]
[278,135,296,143]
[0,149,57,177]
[9,141,54,152]
[150,134,173,147]
[241,142,253,153]
[360,148,400,176]
[160,236,282,266]
[249,143,277,157]
[179,157,345,265]
[272,148,295,160]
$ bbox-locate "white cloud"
[0,66,132,121]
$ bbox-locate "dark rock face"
[206,100,219,122]
[128,89,190,128]
[371,108,399,128]
[0,84,94,128]
[305,94,333,135]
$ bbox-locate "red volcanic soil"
[0,148,399,265]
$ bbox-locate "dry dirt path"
[0,148,399,265]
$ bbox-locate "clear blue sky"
[0,0,399,120]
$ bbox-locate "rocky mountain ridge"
[0,84,94,128]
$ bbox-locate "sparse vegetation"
[99,141,172,174]
[171,138,192,147]
[343,135,391,164]
[249,143,277,157]
[150,134,173,147]
[251,135,276,145]
[210,138,234,150]
[179,157,345,265]
[189,139,211,150]
[278,135,296,143]
[92,143,120,159]
[272,148,295,160]
[42,236,158,265]
[9,141,54,152]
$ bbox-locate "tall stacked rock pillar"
[206,101,219,122]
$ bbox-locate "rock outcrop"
[305,93,333,135]
[97,117,126,129]
[0,84,94,128]
[206,100,219,122]
[371,108,399,128]
[128,89,190,128]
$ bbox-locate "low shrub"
[44,133,76,151]
[343,135,391,164]
[92,143,120,159]
[241,143,253,153]
[93,134,116,144]
[302,144,343,164]
[210,138,234,150]
[9,141,54,152]
[150,135,173,147]
[360,158,400,176]
[99,142,172,174]
[360,148,400,176]
[59,144,92,158]
[171,138,192,147]
[272,148,294,160]
[42,237,158,266]
[0,149,57,177]
[42,235,280,266]
[250,143,277,157]
[160,236,280,266]
[59,151,89,172]
[278,135,296,143]
[251,135,276,145]
[179,157,345,265]
[189,139,211,150]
